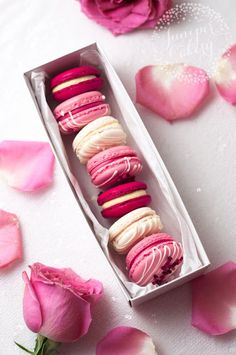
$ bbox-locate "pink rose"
[78,0,171,35]
[22,263,103,343]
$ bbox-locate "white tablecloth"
[0,0,236,354]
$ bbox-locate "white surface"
[0,0,235,354]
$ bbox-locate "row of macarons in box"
[49,65,184,287]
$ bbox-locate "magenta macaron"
[97,181,151,219]
[126,233,183,286]
[87,146,143,189]
[53,91,110,134]
[50,66,103,102]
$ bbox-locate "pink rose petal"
[0,141,55,192]
[30,262,103,304]
[0,209,22,269]
[215,43,236,105]
[96,326,158,355]
[23,263,103,342]
[79,0,171,35]
[22,271,43,333]
[192,262,236,335]
[136,64,210,121]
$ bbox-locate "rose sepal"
[15,335,59,355]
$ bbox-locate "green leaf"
[15,341,34,354]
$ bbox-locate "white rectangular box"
[24,43,210,306]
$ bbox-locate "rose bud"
[18,262,103,354]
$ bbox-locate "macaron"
[53,91,111,134]
[97,181,151,219]
[109,207,163,254]
[87,146,143,189]
[126,233,183,286]
[72,116,127,164]
[50,66,103,102]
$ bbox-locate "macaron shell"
[109,207,157,240]
[126,234,183,286]
[50,66,101,88]
[102,195,151,218]
[53,91,105,119]
[72,116,127,164]
[90,156,142,188]
[97,181,147,205]
[126,233,173,269]
[111,214,163,254]
[58,103,110,134]
[87,146,137,175]
[53,77,104,102]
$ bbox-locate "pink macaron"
[97,181,151,218]
[53,91,110,134]
[126,233,183,286]
[87,146,143,189]
[50,66,103,102]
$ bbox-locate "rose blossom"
[78,0,171,35]
[22,262,103,343]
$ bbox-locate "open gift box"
[24,42,210,306]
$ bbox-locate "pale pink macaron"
[87,146,143,189]
[126,233,183,286]
[53,91,110,134]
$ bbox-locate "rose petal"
[136,64,209,121]
[80,0,150,35]
[23,271,43,333]
[79,0,170,35]
[34,281,92,342]
[192,262,236,335]
[214,43,236,105]
[0,209,22,268]
[140,0,172,29]
[30,262,103,304]
[96,326,158,355]
[0,141,55,192]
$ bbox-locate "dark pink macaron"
[97,181,151,219]
[50,66,103,102]
[126,233,183,287]
[87,146,143,189]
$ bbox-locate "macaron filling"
[52,75,96,93]
[102,190,147,209]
